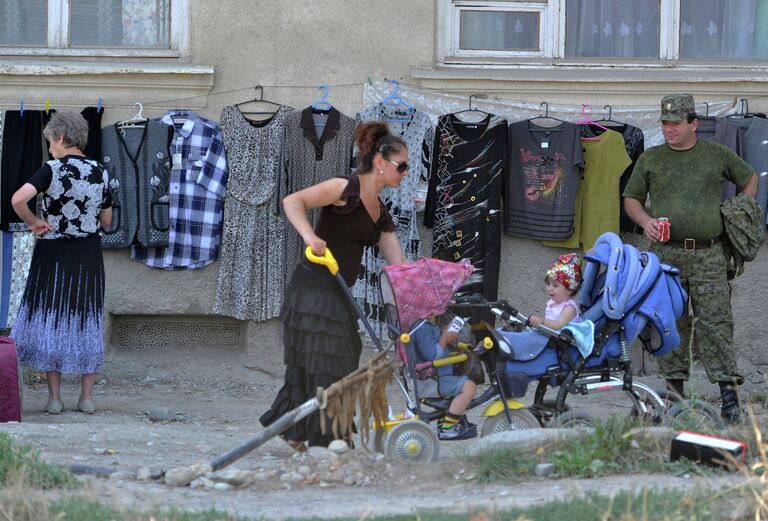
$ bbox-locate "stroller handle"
[305,246,339,276]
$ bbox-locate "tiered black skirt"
[260,262,362,447]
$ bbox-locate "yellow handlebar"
[432,353,468,368]
[304,246,339,276]
[400,333,411,344]
[483,337,493,350]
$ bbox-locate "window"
[441,0,768,63]
[0,0,188,56]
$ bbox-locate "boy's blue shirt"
[410,319,453,377]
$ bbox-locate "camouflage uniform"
[623,93,755,384]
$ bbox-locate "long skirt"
[259,261,362,447]
[11,236,105,374]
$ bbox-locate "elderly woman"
[10,111,112,415]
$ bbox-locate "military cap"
[658,93,696,122]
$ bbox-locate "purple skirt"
[11,236,105,374]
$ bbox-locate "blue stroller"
[451,232,717,433]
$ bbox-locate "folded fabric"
[562,320,595,358]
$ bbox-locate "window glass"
[565,0,659,58]
[459,10,540,51]
[70,0,170,48]
[680,0,768,60]
[0,0,46,46]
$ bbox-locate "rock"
[212,482,233,491]
[535,463,556,477]
[190,476,214,489]
[280,472,305,484]
[136,467,152,481]
[148,407,176,422]
[252,471,277,482]
[343,476,356,486]
[464,428,593,457]
[209,469,253,487]
[328,440,350,454]
[297,466,313,477]
[109,471,135,481]
[625,426,676,444]
[165,467,196,487]
[307,446,338,461]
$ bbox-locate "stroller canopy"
[381,258,474,332]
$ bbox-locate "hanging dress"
[353,104,434,336]
[214,105,293,322]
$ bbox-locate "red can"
[657,217,670,242]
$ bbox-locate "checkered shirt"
[132,110,228,269]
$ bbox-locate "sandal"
[280,435,307,453]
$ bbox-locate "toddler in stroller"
[410,314,478,440]
[527,252,582,331]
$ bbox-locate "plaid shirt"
[132,110,228,269]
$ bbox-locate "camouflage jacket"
[721,193,765,279]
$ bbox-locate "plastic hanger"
[380,80,414,123]
[19,99,24,116]
[451,94,494,125]
[593,104,625,127]
[97,96,103,114]
[234,85,282,116]
[527,102,565,131]
[577,104,608,141]
[311,84,332,114]
[116,103,147,129]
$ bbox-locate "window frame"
[0,0,189,58]
[439,0,766,66]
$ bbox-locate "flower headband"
[546,252,582,291]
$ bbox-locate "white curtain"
[460,10,540,51]
[0,0,46,46]
[565,0,660,58]
[70,0,169,48]
[680,0,768,60]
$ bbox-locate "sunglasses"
[386,159,409,174]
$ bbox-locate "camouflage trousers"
[650,241,742,384]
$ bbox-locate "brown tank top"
[313,175,395,286]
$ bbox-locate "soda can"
[657,217,670,242]
[446,316,465,334]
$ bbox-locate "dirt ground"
[1,344,746,520]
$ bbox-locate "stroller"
[372,232,717,461]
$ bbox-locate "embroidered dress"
[214,105,293,322]
[353,104,435,336]
[132,110,228,269]
[11,155,112,374]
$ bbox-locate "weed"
[0,432,77,489]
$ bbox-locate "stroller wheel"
[664,399,723,432]
[480,409,540,437]
[384,420,439,463]
[549,409,596,429]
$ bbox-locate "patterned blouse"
[27,155,112,239]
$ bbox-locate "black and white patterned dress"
[214,105,293,322]
[11,155,112,375]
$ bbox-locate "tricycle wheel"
[480,409,540,437]
[549,409,595,429]
[384,420,439,463]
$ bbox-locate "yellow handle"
[483,337,493,350]
[304,246,339,276]
[456,342,472,351]
[432,353,468,368]
[400,333,411,344]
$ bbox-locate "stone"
[164,467,196,487]
[307,446,338,461]
[190,477,214,489]
[212,482,233,491]
[136,467,152,481]
[328,440,350,454]
[109,471,135,481]
[535,463,556,477]
[297,466,313,477]
[209,469,253,487]
[280,471,305,484]
[148,407,176,422]
[464,428,593,457]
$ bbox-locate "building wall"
[1,1,766,382]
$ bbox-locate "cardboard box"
[670,431,746,469]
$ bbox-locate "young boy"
[409,315,478,440]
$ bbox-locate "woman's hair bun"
[354,121,390,159]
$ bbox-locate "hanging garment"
[353,104,435,335]
[132,110,228,270]
[214,105,293,322]
[696,117,743,199]
[424,113,506,303]
[279,107,356,286]
[729,116,768,224]
[1,110,47,231]
[81,106,104,161]
[579,123,645,233]
[100,121,174,249]
[544,129,632,250]
[1,232,35,330]
[505,120,584,240]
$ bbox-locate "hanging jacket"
[100,121,173,249]
[720,193,765,279]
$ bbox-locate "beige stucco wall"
[1,1,766,383]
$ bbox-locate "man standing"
[623,93,758,424]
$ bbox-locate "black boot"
[666,379,685,400]
[719,382,741,425]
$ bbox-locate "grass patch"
[0,432,77,489]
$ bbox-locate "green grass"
[48,498,247,520]
[0,432,78,489]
